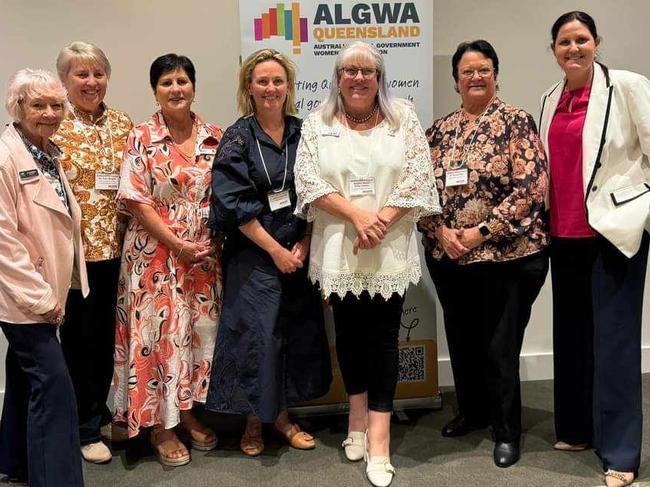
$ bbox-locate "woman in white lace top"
[294,41,440,487]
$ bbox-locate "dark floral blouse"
[418,98,549,264]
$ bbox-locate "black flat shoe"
[441,415,488,438]
[493,440,520,468]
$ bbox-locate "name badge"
[268,189,291,212]
[95,172,120,191]
[198,206,210,219]
[445,168,468,187]
[321,125,341,137]
[349,177,376,197]
[19,169,39,184]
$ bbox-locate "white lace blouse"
[295,101,441,299]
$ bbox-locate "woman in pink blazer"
[0,69,88,487]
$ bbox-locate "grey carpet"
[77,376,650,487]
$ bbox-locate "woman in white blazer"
[538,11,650,487]
[0,69,88,487]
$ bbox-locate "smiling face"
[154,68,194,115]
[248,60,288,115]
[553,20,599,79]
[456,51,497,108]
[64,59,108,116]
[338,53,379,114]
[19,94,65,149]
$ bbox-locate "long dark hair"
[550,11,609,85]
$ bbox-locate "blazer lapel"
[4,125,71,218]
[540,81,563,153]
[582,64,613,193]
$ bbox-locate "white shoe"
[364,432,395,487]
[366,456,395,487]
[81,441,112,464]
[341,431,365,461]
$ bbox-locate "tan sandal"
[240,425,264,456]
[179,412,218,451]
[150,426,191,467]
[275,423,315,450]
[604,470,635,487]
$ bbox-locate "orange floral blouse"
[53,104,133,261]
[418,98,549,264]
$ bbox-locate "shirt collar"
[13,123,61,160]
[149,111,219,155]
[70,102,108,125]
[249,114,300,147]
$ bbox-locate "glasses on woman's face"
[459,67,493,79]
[340,66,377,79]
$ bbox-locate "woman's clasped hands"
[351,208,391,255]
[176,239,217,265]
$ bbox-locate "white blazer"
[538,63,650,257]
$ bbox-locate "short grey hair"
[319,41,404,130]
[5,68,68,122]
[56,41,112,81]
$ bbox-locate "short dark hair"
[149,53,196,90]
[451,40,499,83]
[551,11,598,45]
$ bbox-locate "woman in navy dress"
[206,49,331,456]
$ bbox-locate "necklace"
[448,96,496,170]
[342,103,379,124]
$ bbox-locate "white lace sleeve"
[384,104,441,221]
[294,113,338,221]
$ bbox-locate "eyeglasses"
[340,67,377,79]
[459,68,493,79]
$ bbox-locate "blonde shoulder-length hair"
[237,49,298,117]
[318,41,404,131]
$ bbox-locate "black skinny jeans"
[331,291,405,412]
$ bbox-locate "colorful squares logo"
[254,3,308,54]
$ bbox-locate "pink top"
[548,84,596,238]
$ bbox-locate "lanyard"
[73,112,117,173]
[448,97,495,170]
[255,137,288,193]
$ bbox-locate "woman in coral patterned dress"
[113,54,222,467]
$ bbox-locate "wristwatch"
[478,222,492,240]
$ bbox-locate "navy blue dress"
[206,115,331,422]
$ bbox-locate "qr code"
[398,344,426,383]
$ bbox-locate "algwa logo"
[254,3,308,54]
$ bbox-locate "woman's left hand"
[291,236,311,263]
[458,226,485,251]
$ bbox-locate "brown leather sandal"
[150,426,191,467]
[553,441,588,451]
[275,423,316,450]
[179,412,218,451]
[240,426,264,457]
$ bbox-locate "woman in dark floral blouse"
[418,39,549,469]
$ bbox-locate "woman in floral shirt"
[113,54,222,467]
[418,40,548,469]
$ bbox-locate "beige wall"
[0,0,649,388]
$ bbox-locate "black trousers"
[0,322,84,487]
[60,258,119,445]
[331,291,405,412]
[426,252,548,442]
[551,233,649,472]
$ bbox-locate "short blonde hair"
[56,41,112,81]
[237,49,298,117]
[5,68,68,122]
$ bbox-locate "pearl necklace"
[343,103,379,124]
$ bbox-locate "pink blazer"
[0,124,88,324]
